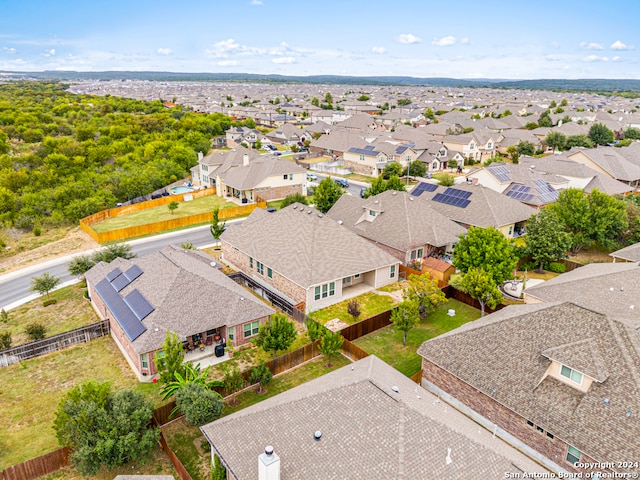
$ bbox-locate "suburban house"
[85,245,274,380]
[265,123,311,145]
[413,182,536,238]
[326,190,466,265]
[225,127,264,148]
[201,355,551,479]
[611,242,640,262]
[442,131,498,162]
[566,146,640,188]
[342,141,418,177]
[418,301,640,475]
[220,204,400,312]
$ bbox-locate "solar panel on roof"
[124,289,155,321]
[508,184,531,194]
[412,182,438,196]
[533,178,556,194]
[443,187,472,199]
[433,193,470,208]
[106,268,122,282]
[111,274,130,292]
[488,165,511,182]
[95,279,147,341]
[124,265,143,283]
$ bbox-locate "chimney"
[258,446,280,480]
[198,151,204,161]
[243,153,249,167]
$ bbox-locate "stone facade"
[343,158,376,177]
[422,359,609,475]
[254,184,303,202]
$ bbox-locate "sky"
[1,0,639,80]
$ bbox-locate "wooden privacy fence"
[340,310,393,342]
[440,285,505,314]
[340,338,370,362]
[81,199,266,243]
[0,447,70,480]
[158,430,192,480]
[0,320,110,367]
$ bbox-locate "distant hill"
[2,70,640,93]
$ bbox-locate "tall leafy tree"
[402,160,427,178]
[458,268,503,317]
[280,193,309,208]
[549,188,589,254]
[210,206,226,241]
[249,361,273,394]
[382,162,403,179]
[319,330,344,367]
[588,123,614,146]
[523,210,571,272]
[390,299,420,347]
[452,226,517,284]
[314,177,344,213]
[544,131,567,152]
[174,382,223,426]
[364,175,406,198]
[254,314,297,358]
[566,134,594,149]
[405,272,447,319]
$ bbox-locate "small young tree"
[347,299,361,323]
[254,314,297,358]
[382,162,403,179]
[390,299,420,347]
[154,331,187,386]
[168,201,179,215]
[0,308,9,323]
[223,367,246,405]
[161,362,223,418]
[25,322,47,341]
[210,206,226,241]
[68,255,95,278]
[319,331,344,367]
[458,268,503,317]
[437,173,455,187]
[249,361,273,394]
[0,331,11,350]
[405,272,448,319]
[30,272,60,299]
[175,382,223,426]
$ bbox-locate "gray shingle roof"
[201,355,548,480]
[85,245,274,353]
[326,190,466,251]
[418,302,640,463]
[220,204,399,288]
[220,156,306,190]
[568,147,640,182]
[610,242,640,262]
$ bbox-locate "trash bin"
[214,344,225,357]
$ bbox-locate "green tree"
[223,366,245,405]
[314,177,344,213]
[311,97,320,107]
[154,331,187,386]
[249,361,273,394]
[544,131,567,153]
[523,209,572,272]
[458,268,503,317]
[168,201,179,215]
[424,108,436,120]
[566,134,594,149]
[390,299,420,347]
[403,160,427,178]
[161,362,223,418]
[437,173,455,186]
[53,381,159,476]
[25,322,47,341]
[68,255,96,278]
[624,127,640,140]
[453,226,517,284]
[323,92,333,105]
[397,98,412,106]
[516,141,536,156]
[175,382,223,426]
[30,272,60,299]
[549,188,589,254]
[382,162,403,179]
[506,146,520,163]
[405,272,447,319]
[586,189,628,248]
[210,206,226,241]
[588,123,614,146]
[280,193,309,209]
[560,98,568,107]
[254,314,297,358]
[357,95,370,101]
[537,110,552,127]
[0,331,11,350]
[0,308,9,323]
[212,454,227,480]
[319,330,344,367]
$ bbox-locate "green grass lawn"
[163,354,351,480]
[0,282,98,345]
[353,299,480,377]
[0,336,164,469]
[309,291,398,325]
[91,195,233,232]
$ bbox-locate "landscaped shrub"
[546,262,566,274]
[518,261,537,272]
[42,299,58,307]
[32,226,41,237]
[0,330,11,350]
[25,322,47,341]
[174,382,223,426]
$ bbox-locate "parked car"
[425,172,433,179]
[360,187,367,198]
[265,207,277,213]
[267,144,278,151]
[299,147,309,152]
[334,178,349,188]
[273,151,282,156]
[306,173,318,181]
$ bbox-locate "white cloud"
[217,60,237,66]
[42,48,56,57]
[250,0,263,4]
[544,54,562,61]
[460,37,470,45]
[2,47,16,54]
[157,48,172,56]
[432,36,456,47]
[611,40,633,50]
[396,34,421,44]
[612,56,621,61]
[584,55,608,62]
[550,41,560,49]
[272,57,295,64]
[371,46,386,54]
[580,42,604,50]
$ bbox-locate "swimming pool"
[170,186,194,195]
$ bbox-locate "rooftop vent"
[314,430,322,441]
[446,447,453,465]
[307,209,312,214]
[604,397,611,405]
[391,386,399,393]
[293,205,297,210]
[318,213,323,218]
[409,197,414,201]
[338,220,343,225]
[627,409,632,417]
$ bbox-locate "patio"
[183,342,231,369]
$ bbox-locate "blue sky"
[1,0,639,79]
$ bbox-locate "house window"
[283,174,288,180]
[410,248,424,261]
[470,143,475,150]
[360,154,365,161]
[250,257,253,269]
[508,225,513,236]
[432,161,438,170]
[314,281,336,301]
[141,353,148,369]
[257,262,264,275]
[561,365,583,384]
[243,321,260,338]
[526,420,534,427]
[267,267,273,278]
[390,265,396,278]
[546,432,554,440]
[202,165,208,171]
[487,142,492,149]
[369,210,377,217]
[566,445,581,465]
[406,155,412,162]
[228,327,234,341]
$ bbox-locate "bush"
[0,330,11,350]
[546,262,566,274]
[32,226,41,236]
[518,261,537,272]
[175,383,223,426]
[25,322,47,341]
[42,299,58,307]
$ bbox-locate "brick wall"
[232,315,269,347]
[422,359,606,474]
[256,184,303,201]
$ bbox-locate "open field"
[353,299,480,377]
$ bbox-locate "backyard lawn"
[91,194,233,232]
[0,282,98,346]
[309,291,398,325]
[0,336,164,469]
[353,299,481,377]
